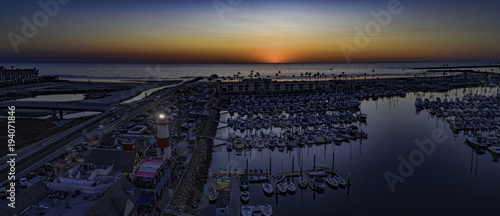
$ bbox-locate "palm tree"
[292,74,295,81]
[255,72,260,79]
[300,73,303,81]
[372,69,375,77]
[364,73,367,82]
[249,71,253,79]
[209,74,218,89]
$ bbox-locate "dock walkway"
[230,176,240,216]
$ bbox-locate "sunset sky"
[1,0,499,63]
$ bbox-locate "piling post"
[246,158,248,175]
[292,156,294,173]
[269,157,272,174]
[313,155,316,171]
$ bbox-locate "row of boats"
[227,94,362,117]
[226,111,366,131]
[250,171,348,196]
[415,94,500,154]
[226,127,367,153]
[241,204,272,216]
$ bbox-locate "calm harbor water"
[201,86,500,216]
[2,61,499,80]
[16,94,86,102]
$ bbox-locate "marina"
[200,80,500,216]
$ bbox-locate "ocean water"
[200,86,500,216]
[1,61,498,80]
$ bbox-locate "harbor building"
[46,163,122,194]
[0,67,39,86]
[132,159,171,214]
[216,78,324,94]
[84,149,143,177]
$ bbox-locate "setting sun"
[263,51,287,63]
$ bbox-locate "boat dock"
[229,176,241,216]
[244,168,346,179]
[214,167,350,215]
[246,167,348,191]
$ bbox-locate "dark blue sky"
[1,0,499,63]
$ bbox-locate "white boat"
[241,205,253,216]
[262,204,273,216]
[350,98,361,106]
[273,174,285,183]
[334,175,347,186]
[285,182,296,192]
[241,191,250,202]
[415,96,425,108]
[277,182,287,193]
[276,138,286,150]
[313,177,325,189]
[325,177,339,187]
[249,176,267,183]
[465,133,489,147]
[252,205,263,216]
[488,145,500,155]
[256,139,266,150]
[308,171,328,177]
[298,175,307,188]
[262,182,274,194]
[208,187,218,202]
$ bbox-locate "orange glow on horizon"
[262,50,288,63]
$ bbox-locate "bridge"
[0,101,112,118]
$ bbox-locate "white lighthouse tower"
[155,107,171,160]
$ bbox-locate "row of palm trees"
[0,65,16,70]
[210,70,379,83]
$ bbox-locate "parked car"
[19,178,28,187]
